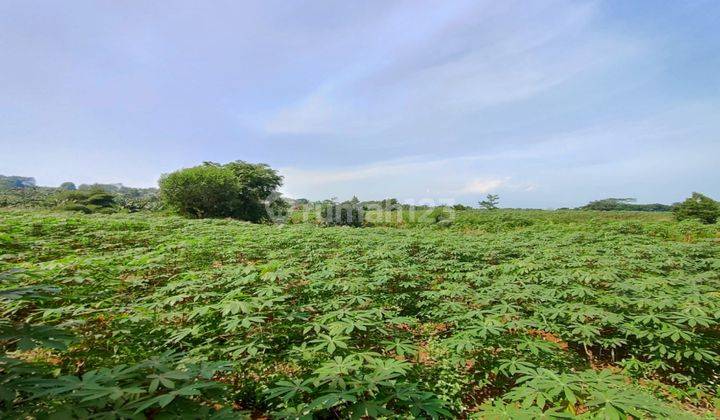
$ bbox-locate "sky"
[1,0,719,208]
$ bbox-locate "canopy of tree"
[159,161,283,222]
[479,194,500,210]
[673,192,719,224]
[59,182,77,191]
[581,198,672,212]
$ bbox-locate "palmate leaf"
[147,370,192,392]
[475,400,571,419]
[308,390,358,411]
[327,318,371,335]
[348,399,393,419]
[569,322,602,343]
[221,315,266,332]
[509,368,584,408]
[313,355,362,388]
[516,337,559,356]
[226,340,269,359]
[0,322,74,350]
[467,317,505,338]
[219,299,258,316]
[495,357,537,376]
[584,387,672,419]
[391,383,453,419]
[165,325,202,344]
[310,334,349,354]
[381,338,418,356]
[406,391,453,419]
[267,378,313,402]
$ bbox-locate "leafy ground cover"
[1,209,719,418]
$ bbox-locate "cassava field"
[1,208,720,419]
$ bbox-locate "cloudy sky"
[1,0,719,207]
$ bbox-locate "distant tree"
[349,196,360,205]
[59,182,77,191]
[581,198,671,212]
[0,175,36,189]
[381,198,399,209]
[78,183,124,193]
[453,204,470,211]
[159,161,282,222]
[479,194,499,210]
[583,198,635,211]
[673,192,719,224]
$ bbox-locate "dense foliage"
[0,185,162,214]
[581,198,672,212]
[55,188,117,214]
[58,182,77,191]
[159,161,282,222]
[0,176,36,189]
[1,209,719,418]
[674,193,720,225]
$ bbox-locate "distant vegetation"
[0,175,36,189]
[0,176,161,213]
[580,197,672,212]
[1,167,719,227]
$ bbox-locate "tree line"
[2,161,719,224]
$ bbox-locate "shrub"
[85,192,116,207]
[673,192,719,224]
[159,161,283,222]
[55,188,117,214]
[59,203,93,214]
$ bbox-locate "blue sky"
[1,0,718,207]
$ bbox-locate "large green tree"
[673,192,719,224]
[159,161,283,222]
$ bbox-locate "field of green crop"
[2,209,719,418]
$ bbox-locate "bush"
[59,204,93,214]
[55,188,117,214]
[673,192,719,224]
[159,161,283,222]
[85,192,116,207]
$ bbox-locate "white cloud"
[457,178,506,194]
[278,154,511,201]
